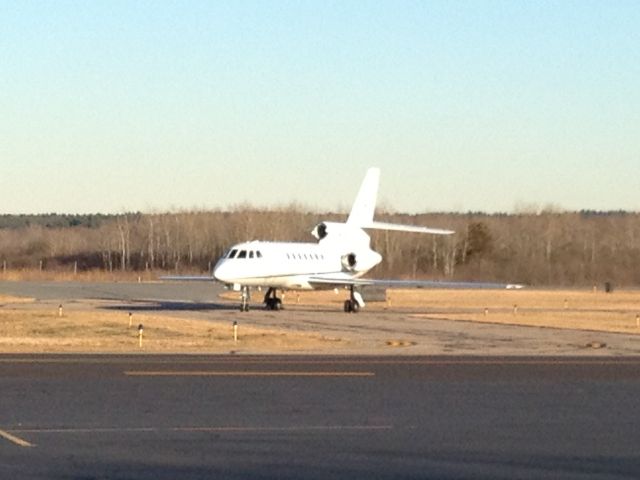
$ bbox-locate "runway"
[2,355,640,479]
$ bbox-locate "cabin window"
[228,249,238,259]
[237,250,247,259]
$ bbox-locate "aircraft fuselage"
[213,240,382,290]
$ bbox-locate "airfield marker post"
[138,324,144,348]
[233,321,238,343]
[636,314,639,328]
[58,304,63,318]
[128,312,133,328]
[513,304,518,316]
[484,308,488,317]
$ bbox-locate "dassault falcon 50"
[166,168,520,312]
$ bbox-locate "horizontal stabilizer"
[364,221,454,235]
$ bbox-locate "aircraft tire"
[265,298,282,311]
[344,299,360,313]
[344,300,352,313]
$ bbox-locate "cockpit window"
[237,250,247,259]
[228,249,238,259]
[256,251,263,258]
[249,251,254,259]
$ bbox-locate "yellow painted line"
[123,370,375,377]
[0,429,35,448]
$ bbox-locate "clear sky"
[2,0,639,214]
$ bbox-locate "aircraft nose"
[213,258,228,282]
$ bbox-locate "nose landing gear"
[240,286,250,312]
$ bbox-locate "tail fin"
[347,167,380,226]
[346,167,454,236]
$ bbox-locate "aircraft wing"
[308,276,523,290]
[160,275,215,282]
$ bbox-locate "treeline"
[0,209,639,287]
[0,213,116,229]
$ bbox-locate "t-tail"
[312,167,454,242]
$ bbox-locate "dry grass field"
[0,306,344,354]
[0,294,34,304]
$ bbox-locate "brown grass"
[0,294,34,304]
[0,307,345,354]
[393,289,640,334]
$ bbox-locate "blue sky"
[1,1,639,214]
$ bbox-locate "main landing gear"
[264,287,283,311]
[343,285,363,313]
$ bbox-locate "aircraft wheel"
[265,298,282,310]
[343,299,360,313]
[343,300,352,312]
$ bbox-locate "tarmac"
[2,354,640,479]
[2,281,640,478]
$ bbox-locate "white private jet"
[187,167,520,312]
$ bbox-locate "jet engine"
[311,222,370,246]
[341,253,357,271]
[311,222,328,240]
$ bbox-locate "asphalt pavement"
[0,280,223,303]
[2,355,640,479]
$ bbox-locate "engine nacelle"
[311,222,329,240]
[341,253,357,271]
[311,222,370,247]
